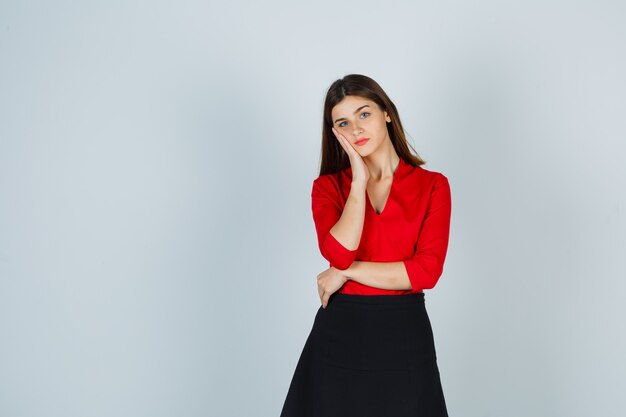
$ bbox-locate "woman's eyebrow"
[333,105,370,124]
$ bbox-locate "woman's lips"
[354,138,369,146]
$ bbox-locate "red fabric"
[311,157,452,295]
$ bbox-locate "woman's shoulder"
[312,160,449,194]
[403,162,449,185]
[311,168,353,206]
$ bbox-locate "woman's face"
[330,95,392,156]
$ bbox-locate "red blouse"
[311,157,452,295]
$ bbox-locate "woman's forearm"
[328,180,367,251]
[344,261,412,290]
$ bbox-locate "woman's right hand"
[332,127,370,186]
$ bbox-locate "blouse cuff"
[324,231,358,270]
[402,259,440,291]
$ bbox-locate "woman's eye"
[337,114,367,128]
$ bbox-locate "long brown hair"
[319,74,426,176]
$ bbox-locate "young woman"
[279,74,452,417]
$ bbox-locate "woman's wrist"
[343,261,359,282]
[351,180,367,190]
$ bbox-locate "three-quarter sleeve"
[311,177,358,270]
[403,174,452,290]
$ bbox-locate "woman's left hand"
[317,267,349,308]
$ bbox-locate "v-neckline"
[365,157,403,216]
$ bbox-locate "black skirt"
[279,292,448,417]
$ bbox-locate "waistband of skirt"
[330,292,424,305]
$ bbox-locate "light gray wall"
[1,1,625,416]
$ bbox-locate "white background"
[1,1,625,416]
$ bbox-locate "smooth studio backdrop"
[1,1,625,416]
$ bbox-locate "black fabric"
[280,292,449,417]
